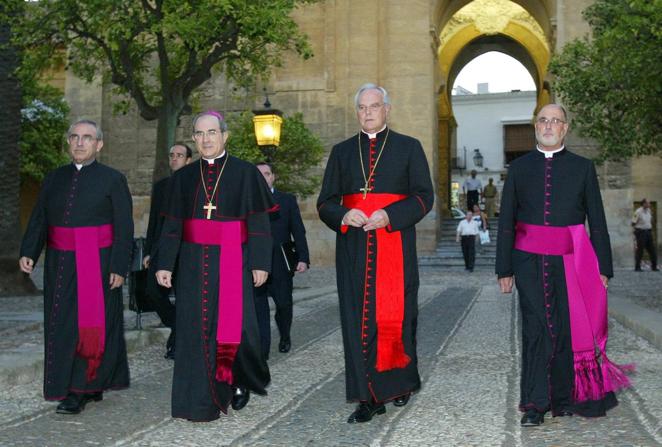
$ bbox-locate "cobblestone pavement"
[0,267,660,446]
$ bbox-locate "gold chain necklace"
[358,128,390,199]
[199,155,229,219]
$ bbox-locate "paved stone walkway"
[0,268,660,446]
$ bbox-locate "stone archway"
[433,0,554,216]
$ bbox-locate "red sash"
[342,193,409,372]
[48,224,113,382]
[183,218,247,384]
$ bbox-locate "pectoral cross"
[203,201,217,219]
[360,184,372,199]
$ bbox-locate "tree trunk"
[0,11,38,296]
[152,103,182,182]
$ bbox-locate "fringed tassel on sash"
[376,323,410,372]
[77,327,104,382]
[601,350,635,394]
[215,343,239,384]
[572,350,604,403]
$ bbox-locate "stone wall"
[57,0,647,269]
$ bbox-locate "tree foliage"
[549,0,662,160]
[19,84,70,184]
[11,0,320,180]
[228,111,324,198]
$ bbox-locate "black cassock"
[496,148,616,417]
[20,161,133,400]
[156,154,274,421]
[317,128,434,403]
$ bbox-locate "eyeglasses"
[68,134,97,144]
[536,117,566,126]
[192,129,222,140]
[357,103,384,114]
[169,153,187,159]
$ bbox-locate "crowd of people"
[18,84,640,428]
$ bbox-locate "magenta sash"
[183,218,247,384]
[48,224,113,382]
[514,222,633,403]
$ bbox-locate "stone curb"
[0,287,337,388]
[0,327,169,388]
[609,295,662,350]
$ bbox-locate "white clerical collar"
[361,125,387,140]
[74,159,95,170]
[537,145,565,158]
[270,187,275,193]
[203,151,226,164]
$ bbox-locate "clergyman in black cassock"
[19,120,133,415]
[317,84,434,423]
[155,112,274,422]
[496,104,631,427]
[254,162,310,358]
[143,143,192,359]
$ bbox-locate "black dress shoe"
[164,345,175,360]
[56,393,87,414]
[393,394,410,407]
[347,401,386,423]
[520,410,544,426]
[278,338,291,353]
[231,387,250,411]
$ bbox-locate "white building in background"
[451,86,537,212]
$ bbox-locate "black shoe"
[347,401,386,423]
[231,387,250,411]
[520,410,544,426]
[164,345,175,360]
[278,338,291,353]
[393,394,410,407]
[56,393,87,414]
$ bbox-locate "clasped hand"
[343,208,390,231]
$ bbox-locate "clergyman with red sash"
[496,103,633,427]
[317,83,434,424]
[155,111,274,422]
[19,119,134,415]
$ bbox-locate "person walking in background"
[483,177,498,217]
[462,169,482,211]
[19,119,133,415]
[472,203,489,254]
[143,143,193,359]
[254,161,310,359]
[456,210,479,272]
[632,198,658,271]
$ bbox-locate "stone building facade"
[58,0,660,268]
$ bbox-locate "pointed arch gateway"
[433,0,553,216]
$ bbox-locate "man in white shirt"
[456,211,480,272]
[632,198,658,271]
[462,170,482,211]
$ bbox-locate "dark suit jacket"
[144,176,170,258]
[270,189,310,274]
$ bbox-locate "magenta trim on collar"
[183,218,247,384]
[48,224,113,382]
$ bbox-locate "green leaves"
[228,111,324,198]
[550,0,661,160]
[19,84,70,184]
